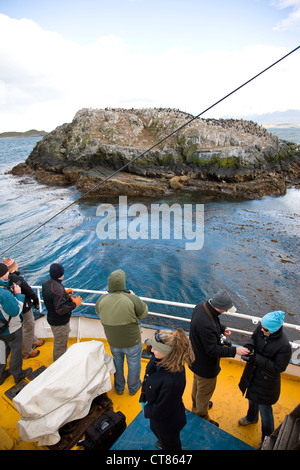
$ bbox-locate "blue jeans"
[110,342,142,394]
[246,399,274,439]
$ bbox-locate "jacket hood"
[108,269,126,292]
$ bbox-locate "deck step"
[4,366,47,401]
[110,409,254,450]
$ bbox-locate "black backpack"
[83,410,126,450]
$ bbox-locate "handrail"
[32,285,300,349]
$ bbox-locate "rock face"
[10,108,300,199]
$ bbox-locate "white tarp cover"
[13,340,115,446]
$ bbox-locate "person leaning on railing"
[95,269,148,396]
[42,263,82,362]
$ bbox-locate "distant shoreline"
[262,123,300,129]
[0,130,47,139]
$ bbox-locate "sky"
[0,0,299,132]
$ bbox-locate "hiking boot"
[23,350,40,359]
[238,416,258,426]
[0,370,11,386]
[208,418,219,427]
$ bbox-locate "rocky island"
[10,108,300,199]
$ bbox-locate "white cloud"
[0,14,299,132]
[272,0,300,30]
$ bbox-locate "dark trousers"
[150,420,182,450]
[0,327,23,382]
[246,399,274,440]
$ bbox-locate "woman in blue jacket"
[0,263,30,384]
[139,328,195,450]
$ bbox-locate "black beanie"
[50,263,64,280]
[0,263,9,278]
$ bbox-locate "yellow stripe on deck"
[0,337,299,450]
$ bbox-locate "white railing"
[32,286,300,349]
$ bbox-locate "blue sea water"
[0,129,299,341]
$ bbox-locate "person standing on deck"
[95,269,148,396]
[238,310,291,444]
[3,257,45,359]
[189,290,249,427]
[0,263,32,384]
[139,328,195,450]
[42,263,82,361]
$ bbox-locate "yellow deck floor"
[0,337,299,450]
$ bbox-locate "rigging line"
[1,45,299,257]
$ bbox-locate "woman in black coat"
[238,310,291,442]
[139,328,195,450]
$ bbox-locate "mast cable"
[1,45,299,256]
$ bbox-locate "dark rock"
[9,107,300,199]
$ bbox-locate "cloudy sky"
[0,0,299,132]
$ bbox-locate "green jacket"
[95,269,148,348]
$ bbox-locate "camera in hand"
[9,280,22,294]
[219,334,232,347]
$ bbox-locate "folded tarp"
[13,340,115,446]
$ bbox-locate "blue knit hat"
[261,310,285,334]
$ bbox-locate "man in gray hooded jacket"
[95,269,148,395]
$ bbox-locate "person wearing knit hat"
[42,263,82,361]
[139,329,195,450]
[3,258,18,273]
[3,257,44,359]
[0,263,32,385]
[238,310,291,444]
[49,263,64,280]
[0,263,8,278]
[189,290,249,427]
[261,310,285,334]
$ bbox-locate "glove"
[71,296,83,307]
[241,353,255,363]
[141,401,148,412]
[66,288,73,295]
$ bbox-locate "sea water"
[0,129,299,342]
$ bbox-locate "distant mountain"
[229,109,300,126]
[0,129,47,138]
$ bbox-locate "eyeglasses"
[261,326,269,333]
[154,331,165,344]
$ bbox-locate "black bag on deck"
[83,410,126,450]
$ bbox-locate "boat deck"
[0,337,299,450]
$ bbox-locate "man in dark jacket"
[42,263,82,361]
[189,290,249,426]
[238,310,291,442]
